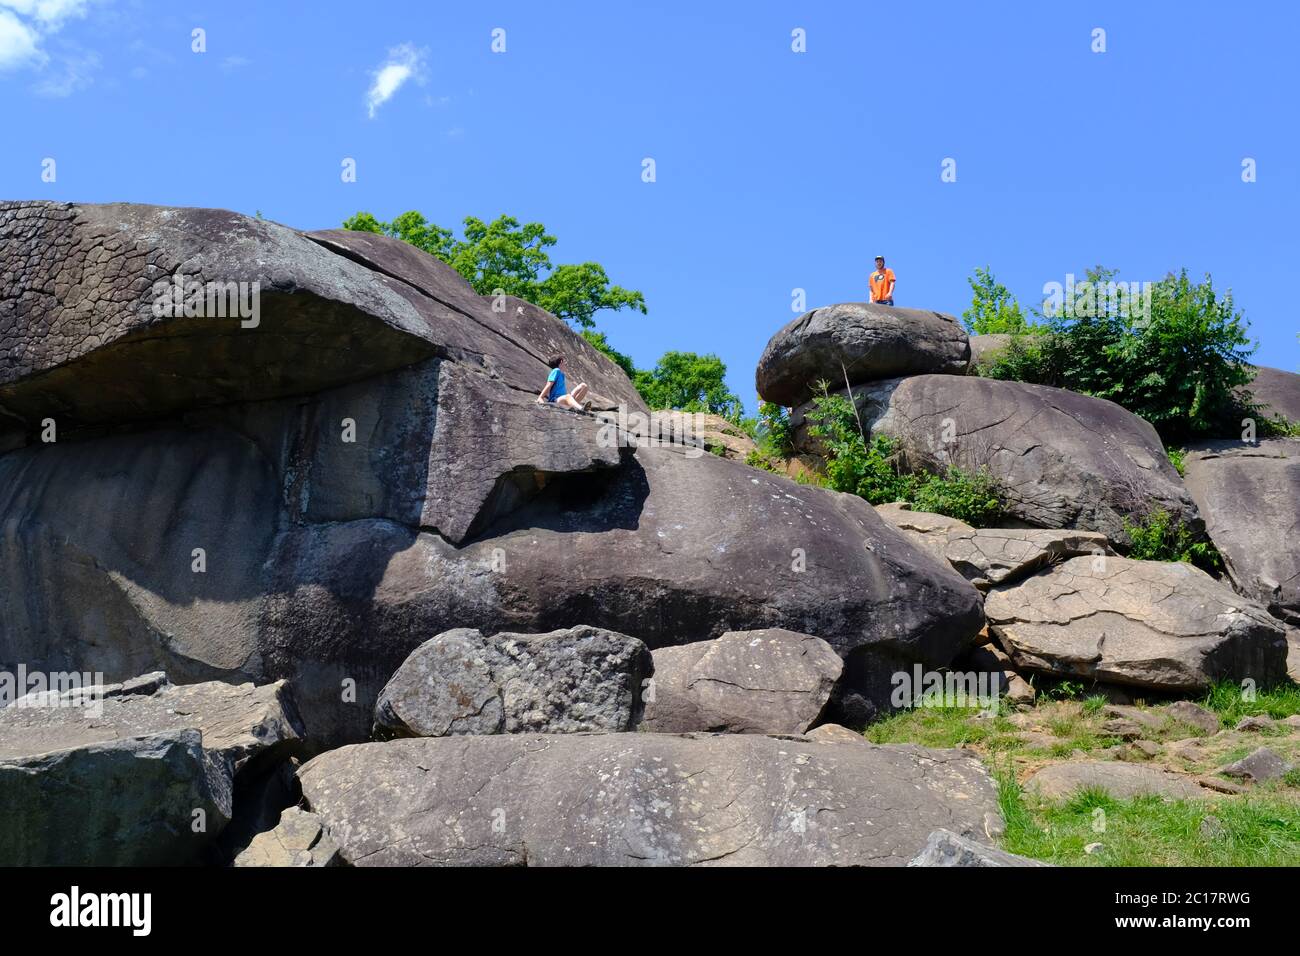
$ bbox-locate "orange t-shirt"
[870,267,896,302]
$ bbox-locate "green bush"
[805,392,1003,526]
[962,267,1032,335]
[1122,509,1222,573]
[975,268,1258,441]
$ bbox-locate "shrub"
[962,267,1032,335]
[1122,509,1222,573]
[908,466,1003,527]
[805,391,1003,526]
[975,268,1257,441]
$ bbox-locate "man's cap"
[874,255,885,260]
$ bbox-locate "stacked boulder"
[759,303,1291,698]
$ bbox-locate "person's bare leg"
[555,394,583,411]
[571,382,589,403]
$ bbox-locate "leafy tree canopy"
[978,267,1260,440]
[961,266,1032,335]
[342,210,646,329]
[634,351,744,420]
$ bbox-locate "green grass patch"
[1201,680,1300,727]
[865,704,1020,753]
[996,769,1300,866]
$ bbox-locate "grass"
[996,768,1300,866]
[865,685,1300,866]
[1201,680,1300,726]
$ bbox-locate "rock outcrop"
[874,503,1112,591]
[985,556,1289,692]
[0,677,305,865]
[0,202,985,746]
[373,626,652,738]
[1182,439,1300,624]
[641,629,842,734]
[298,733,1001,866]
[756,303,970,407]
[794,375,1197,542]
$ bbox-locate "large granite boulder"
[641,629,842,734]
[0,676,305,865]
[307,227,646,413]
[874,502,1112,590]
[374,626,652,738]
[1182,439,1300,624]
[794,375,1197,542]
[297,733,1001,866]
[985,556,1289,692]
[0,201,443,430]
[756,303,970,407]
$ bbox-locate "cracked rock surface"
[297,732,1001,866]
[1183,438,1300,624]
[642,628,842,734]
[373,626,653,738]
[984,555,1288,691]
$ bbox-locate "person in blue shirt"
[535,352,591,411]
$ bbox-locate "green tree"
[962,266,1030,335]
[980,267,1258,440]
[342,210,646,328]
[635,351,744,420]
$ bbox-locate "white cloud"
[366,43,425,119]
[0,0,97,81]
[0,0,93,27]
[0,9,42,67]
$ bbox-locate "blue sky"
[3,1,1297,412]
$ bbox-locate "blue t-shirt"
[547,367,567,400]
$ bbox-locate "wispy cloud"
[221,54,249,72]
[366,43,425,119]
[32,44,95,95]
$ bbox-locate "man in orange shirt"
[869,255,896,306]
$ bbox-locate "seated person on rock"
[536,353,591,411]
